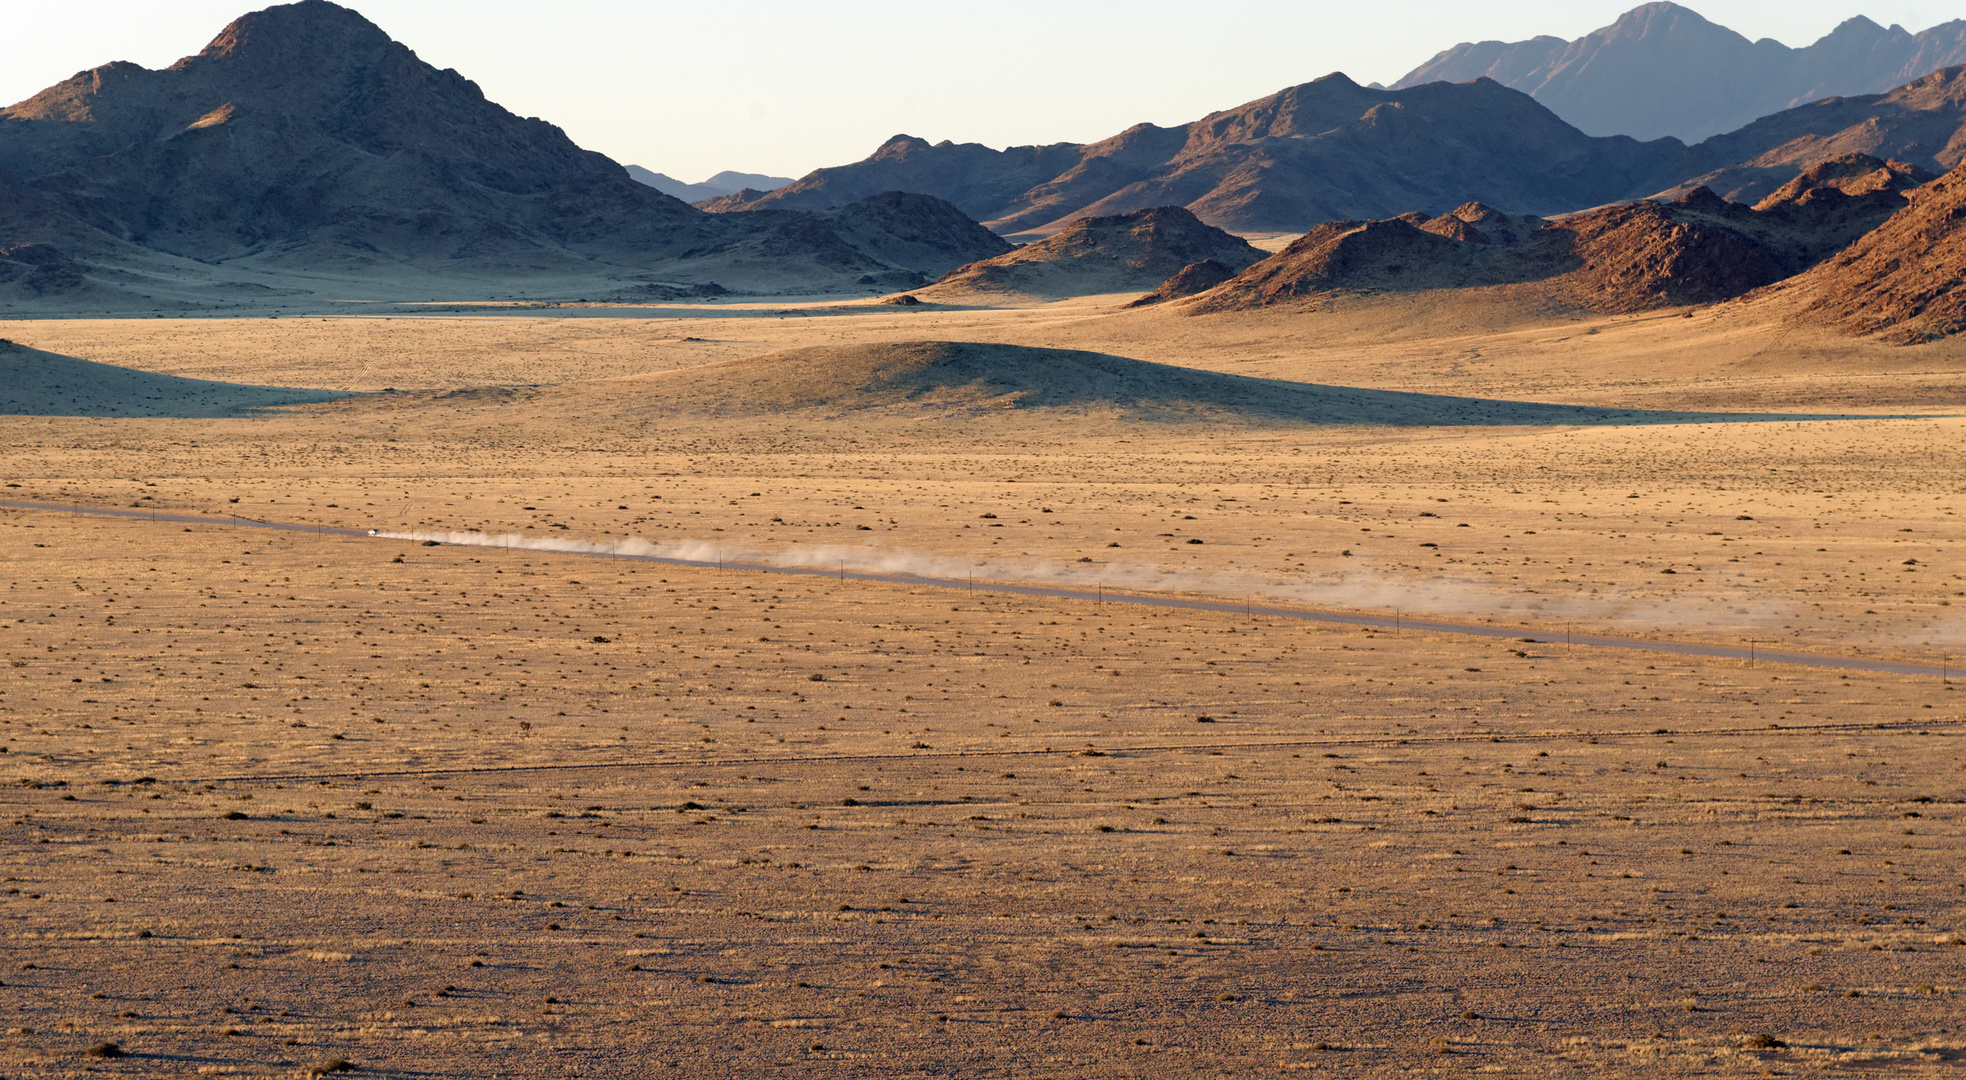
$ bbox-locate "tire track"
[183,715,1966,785]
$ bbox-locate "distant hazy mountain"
[625,166,792,202]
[1393,2,1966,143]
[0,0,1005,294]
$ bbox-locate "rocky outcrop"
[1191,179,1920,316]
[1786,159,1966,342]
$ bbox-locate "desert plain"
[2,288,1965,1078]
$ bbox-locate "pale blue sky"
[7,1,1955,181]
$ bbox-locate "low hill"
[648,193,1014,296]
[1126,260,1240,308]
[565,340,1868,427]
[0,340,346,417]
[1193,166,1920,316]
[1784,160,1966,343]
[1394,3,1966,144]
[923,207,1260,299]
[807,192,1014,283]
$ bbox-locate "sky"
[6,1,1957,181]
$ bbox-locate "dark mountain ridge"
[708,41,1966,246]
[712,74,1692,236]
[0,0,699,265]
[0,0,1002,293]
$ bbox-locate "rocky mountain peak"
[192,0,393,65]
[1608,3,1725,35]
[0,0,1006,293]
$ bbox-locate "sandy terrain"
[2,287,1965,1077]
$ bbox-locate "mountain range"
[708,62,1966,239]
[706,75,1692,236]
[6,0,1966,343]
[1393,2,1966,143]
[1657,66,1966,204]
[0,0,1003,300]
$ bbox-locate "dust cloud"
[374,527,1798,636]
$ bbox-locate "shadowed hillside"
[0,340,346,416]
[575,341,1888,427]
